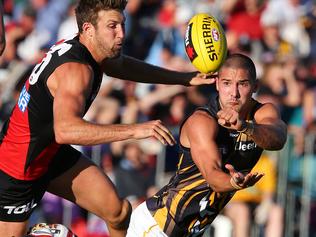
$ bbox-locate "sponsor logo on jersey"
[218,146,228,155]
[3,199,37,215]
[18,85,30,112]
[235,141,257,151]
[229,132,239,138]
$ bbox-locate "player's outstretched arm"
[250,103,287,150]
[181,110,263,193]
[50,63,176,146]
[217,103,287,151]
[228,103,287,150]
[102,54,216,86]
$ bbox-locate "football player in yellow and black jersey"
[127,53,287,237]
[0,0,215,236]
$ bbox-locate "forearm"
[54,119,135,145]
[104,55,195,86]
[242,121,287,150]
[205,169,237,193]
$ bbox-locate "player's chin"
[109,49,122,59]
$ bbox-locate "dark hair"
[219,53,257,81]
[75,0,127,33]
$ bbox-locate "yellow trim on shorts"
[143,223,159,237]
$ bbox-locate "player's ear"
[215,77,219,91]
[82,22,94,38]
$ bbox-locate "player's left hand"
[189,72,217,86]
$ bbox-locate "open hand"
[225,164,264,189]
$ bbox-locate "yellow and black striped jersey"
[146,94,264,237]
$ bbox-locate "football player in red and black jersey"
[0,1,214,236]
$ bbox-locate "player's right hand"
[225,164,264,189]
[132,120,176,146]
[189,72,217,86]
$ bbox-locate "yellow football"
[184,13,227,73]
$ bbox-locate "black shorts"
[0,145,81,222]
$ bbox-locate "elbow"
[205,174,225,193]
[55,131,68,144]
[277,139,287,150]
[209,182,229,193]
[54,124,71,144]
[273,131,288,150]
[266,137,287,151]
[264,127,288,151]
[210,185,223,193]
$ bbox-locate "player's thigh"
[0,169,46,236]
[127,202,167,237]
[0,220,28,237]
[47,149,122,219]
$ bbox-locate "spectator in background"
[114,141,157,207]
[57,0,78,41]
[256,59,304,155]
[16,0,71,63]
[82,96,122,169]
[256,61,301,109]
[3,4,36,63]
[261,0,311,58]
[123,0,161,60]
[137,3,195,99]
[258,7,294,64]
[225,0,265,40]
[224,0,266,55]
[145,3,193,69]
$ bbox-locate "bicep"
[184,112,222,178]
[254,103,284,126]
[254,103,287,143]
[52,63,93,124]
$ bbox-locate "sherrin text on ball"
[185,13,227,73]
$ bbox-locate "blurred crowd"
[0,0,316,236]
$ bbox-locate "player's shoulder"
[255,101,279,113]
[57,36,93,63]
[185,109,217,130]
[254,101,281,122]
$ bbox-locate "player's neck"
[79,34,104,64]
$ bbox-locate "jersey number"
[29,42,72,85]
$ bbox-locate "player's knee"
[106,199,132,231]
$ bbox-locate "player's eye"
[108,24,116,29]
[239,81,250,87]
